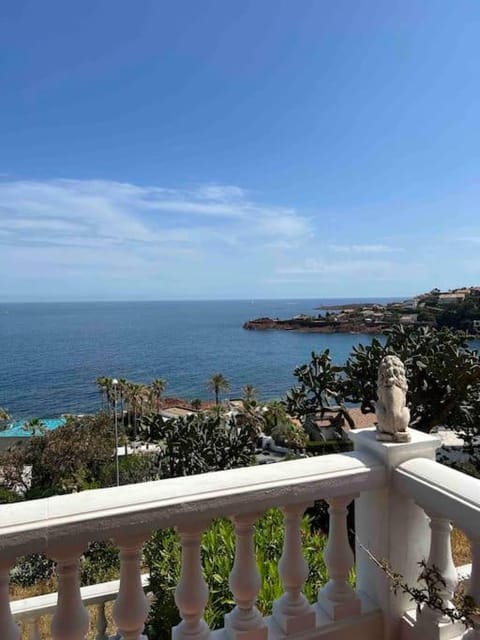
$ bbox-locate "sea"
[0,297,463,420]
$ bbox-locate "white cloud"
[0,178,315,299]
[195,184,246,202]
[277,258,395,276]
[0,178,312,250]
[328,244,403,254]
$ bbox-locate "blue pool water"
[0,417,66,438]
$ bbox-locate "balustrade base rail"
[11,582,384,640]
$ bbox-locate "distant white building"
[159,407,194,419]
[438,293,466,305]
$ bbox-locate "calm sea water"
[0,298,444,419]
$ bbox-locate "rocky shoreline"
[242,317,384,334]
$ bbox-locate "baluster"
[415,513,463,640]
[465,533,480,640]
[225,513,267,640]
[113,534,149,640]
[95,601,109,640]
[317,495,360,620]
[173,522,210,640]
[273,504,315,634]
[0,559,20,640]
[422,516,458,621]
[27,619,41,640]
[51,545,89,640]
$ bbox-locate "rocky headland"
[242,316,384,333]
[243,286,480,334]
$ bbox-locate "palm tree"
[23,418,46,436]
[129,383,144,440]
[150,378,167,412]
[104,377,115,415]
[242,384,258,406]
[118,378,128,416]
[207,373,230,405]
[96,376,109,410]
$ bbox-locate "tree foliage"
[0,413,115,497]
[287,325,480,466]
[261,401,307,449]
[343,325,480,434]
[285,350,353,427]
[140,410,255,478]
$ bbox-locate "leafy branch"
[356,536,479,629]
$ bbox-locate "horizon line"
[0,295,412,304]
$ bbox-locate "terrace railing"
[11,574,149,639]
[1,427,479,640]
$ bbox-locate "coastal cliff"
[242,317,383,334]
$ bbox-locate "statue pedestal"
[376,430,411,443]
[349,427,441,640]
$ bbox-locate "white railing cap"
[0,451,385,556]
[11,573,149,621]
[393,457,480,536]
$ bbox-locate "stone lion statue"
[375,355,411,442]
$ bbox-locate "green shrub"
[81,541,119,586]
[305,440,353,455]
[97,453,157,487]
[10,554,55,588]
[0,486,23,504]
[10,542,120,590]
[144,509,329,640]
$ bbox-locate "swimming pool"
[0,417,66,438]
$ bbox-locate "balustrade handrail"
[10,573,149,621]
[393,457,480,535]
[0,451,386,557]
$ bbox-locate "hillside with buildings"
[243,286,480,334]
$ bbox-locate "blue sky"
[1,0,479,301]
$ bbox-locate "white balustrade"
[0,559,21,640]
[225,512,267,640]
[173,522,210,640]
[51,546,90,640]
[465,534,480,640]
[423,515,458,621]
[10,432,479,640]
[395,455,480,640]
[113,534,149,640]
[412,513,465,640]
[11,574,150,639]
[317,495,360,620]
[272,503,315,634]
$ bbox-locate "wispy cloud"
[0,178,314,298]
[328,244,403,254]
[276,257,395,276]
[0,178,312,252]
